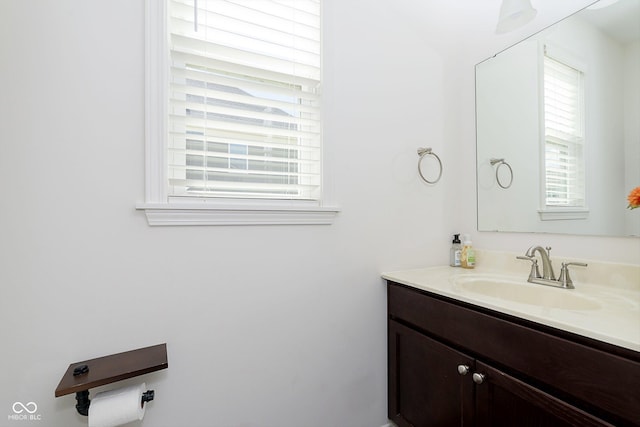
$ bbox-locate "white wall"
[624,39,640,235]
[476,38,541,232]
[1,2,638,427]
[0,1,450,426]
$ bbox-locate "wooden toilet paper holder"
[54,343,168,416]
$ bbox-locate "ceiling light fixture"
[496,0,538,33]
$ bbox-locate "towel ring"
[490,158,513,189]
[417,147,442,184]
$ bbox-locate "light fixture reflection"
[496,0,538,33]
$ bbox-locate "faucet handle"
[564,262,588,267]
[558,262,588,289]
[517,256,541,280]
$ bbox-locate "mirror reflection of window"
[542,48,586,209]
[476,0,640,237]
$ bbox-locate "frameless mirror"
[476,0,640,237]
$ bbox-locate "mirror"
[476,0,640,237]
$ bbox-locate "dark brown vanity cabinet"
[389,320,474,426]
[387,282,640,427]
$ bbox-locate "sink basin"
[455,276,602,311]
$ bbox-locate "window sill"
[538,208,589,221]
[136,203,340,226]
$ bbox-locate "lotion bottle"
[460,234,475,269]
[449,234,462,267]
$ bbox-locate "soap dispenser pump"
[450,234,462,267]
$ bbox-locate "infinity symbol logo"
[12,401,38,414]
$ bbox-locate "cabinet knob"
[457,365,470,375]
[472,373,485,384]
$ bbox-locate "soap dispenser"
[450,234,462,267]
[460,234,476,269]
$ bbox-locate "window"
[140,0,338,225]
[540,47,587,219]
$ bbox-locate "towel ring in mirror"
[417,147,442,184]
[490,158,513,189]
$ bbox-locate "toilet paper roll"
[88,383,147,427]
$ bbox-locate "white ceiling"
[396,0,609,63]
[581,0,640,44]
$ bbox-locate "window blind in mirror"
[543,54,585,208]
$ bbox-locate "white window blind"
[543,53,585,208]
[168,0,322,201]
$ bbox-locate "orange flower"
[628,186,640,210]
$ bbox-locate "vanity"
[394,1,640,424]
[383,253,640,427]
[389,0,640,423]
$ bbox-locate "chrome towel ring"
[490,158,513,189]
[417,147,443,184]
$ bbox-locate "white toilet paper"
[88,383,147,427]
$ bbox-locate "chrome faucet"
[517,246,587,289]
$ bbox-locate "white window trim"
[538,208,589,221]
[137,0,338,226]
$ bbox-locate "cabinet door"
[388,320,474,427]
[474,361,614,427]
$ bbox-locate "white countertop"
[382,253,640,352]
